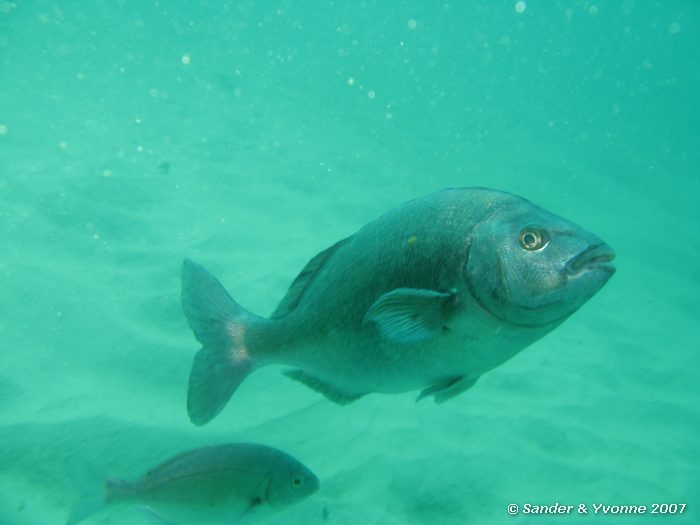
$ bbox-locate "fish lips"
[566,243,616,276]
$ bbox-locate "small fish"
[182,187,615,425]
[66,443,319,525]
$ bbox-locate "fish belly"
[291,315,538,397]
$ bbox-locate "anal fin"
[416,375,479,403]
[138,506,181,525]
[284,369,364,405]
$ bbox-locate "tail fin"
[66,462,107,525]
[181,259,257,426]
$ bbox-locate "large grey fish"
[182,187,615,425]
[66,443,319,524]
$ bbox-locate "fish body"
[67,443,318,524]
[183,188,615,425]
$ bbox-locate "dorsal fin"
[142,448,204,480]
[271,235,352,318]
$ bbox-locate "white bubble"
[181,53,191,65]
[589,5,598,15]
[59,141,68,149]
[0,124,7,135]
[149,88,159,98]
[367,90,376,99]
[514,1,526,14]
[668,22,680,34]
[347,77,355,86]
[407,19,417,30]
[102,169,112,178]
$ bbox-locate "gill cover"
[465,201,613,327]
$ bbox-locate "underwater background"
[0,1,698,524]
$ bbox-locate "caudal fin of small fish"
[181,259,258,426]
[65,461,107,525]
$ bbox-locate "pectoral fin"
[417,375,479,403]
[284,369,364,405]
[363,288,458,344]
[138,506,181,525]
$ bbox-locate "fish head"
[266,463,320,506]
[464,197,615,327]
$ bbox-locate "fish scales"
[182,188,615,425]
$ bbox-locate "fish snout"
[566,243,616,276]
[309,472,321,494]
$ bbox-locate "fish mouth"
[566,243,616,275]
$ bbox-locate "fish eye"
[292,477,302,487]
[519,227,547,251]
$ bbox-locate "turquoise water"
[1,1,698,524]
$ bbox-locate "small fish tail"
[181,259,259,426]
[104,478,138,501]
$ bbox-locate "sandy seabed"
[0,2,698,524]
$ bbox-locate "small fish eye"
[519,228,546,250]
[292,477,302,487]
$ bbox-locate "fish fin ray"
[416,375,479,403]
[182,259,257,426]
[271,236,353,318]
[284,369,363,404]
[138,506,182,525]
[363,288,458,344]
